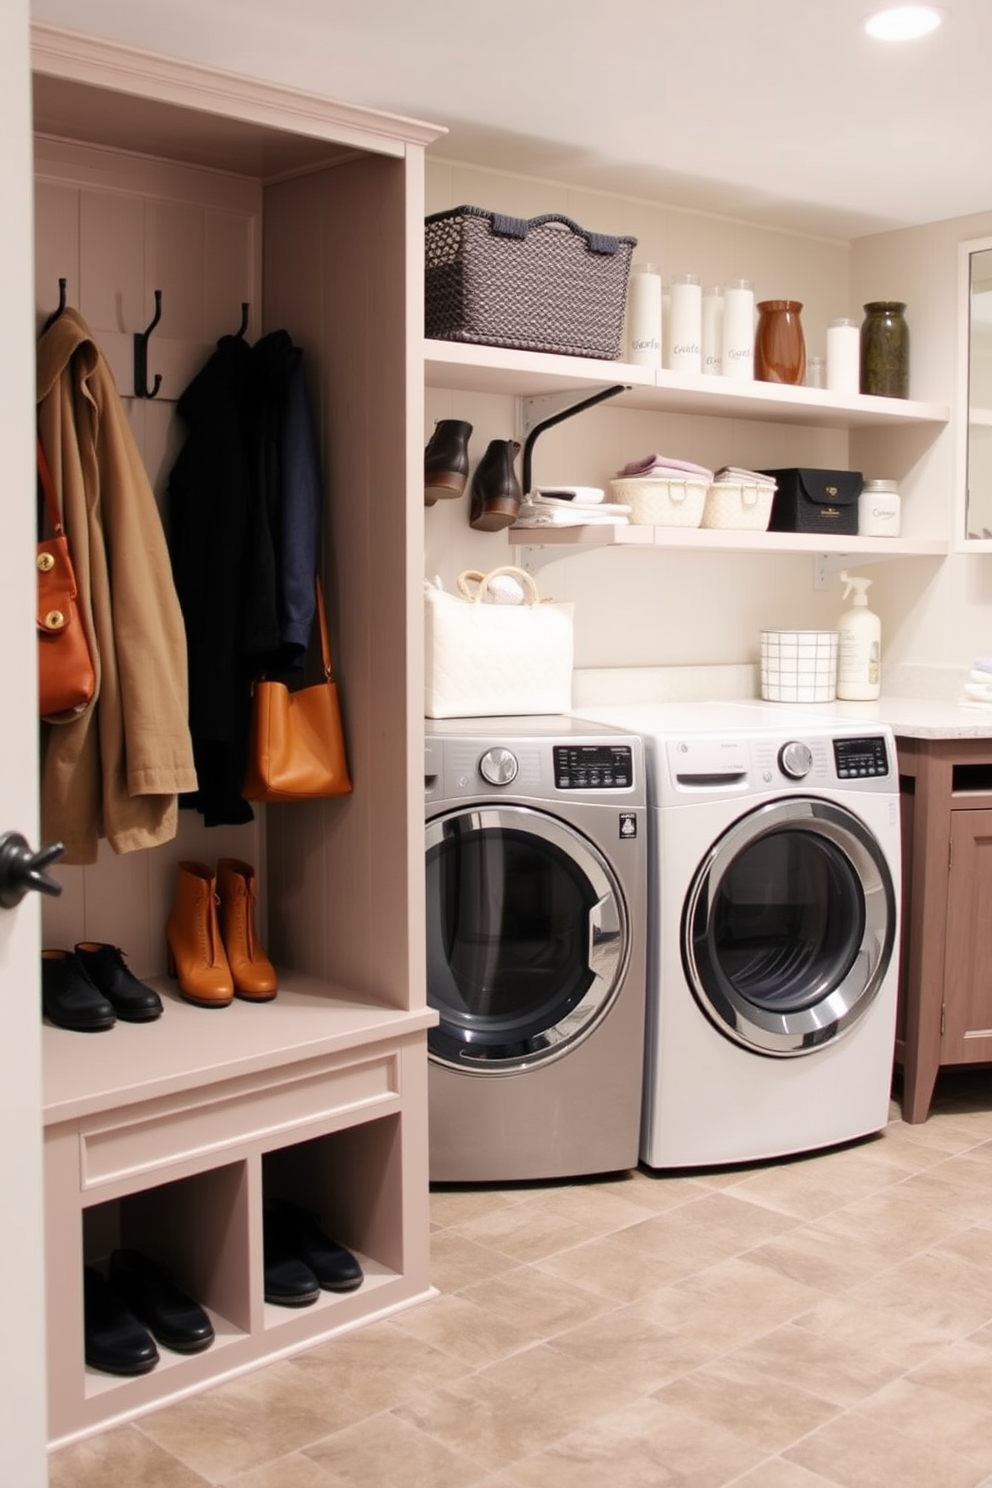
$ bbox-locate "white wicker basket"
[609,476,708,527]
[700,480,774,531]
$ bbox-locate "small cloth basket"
[701,479,775,531]
[425,205,637,359]
[609,476,709,527]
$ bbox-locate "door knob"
[0,832,64,909]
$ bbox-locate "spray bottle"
[836,570,881,700]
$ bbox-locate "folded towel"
[617,454,714,481]
[963,681,992,700]
[958,695,992,710]
[512,500,630,529]
[973,656,992,675]
[713,466,778,488]
[531,485,606,505]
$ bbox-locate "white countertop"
[571,664,992,741]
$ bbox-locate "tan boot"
[165,861,234,1008]
[216,858,278,1002]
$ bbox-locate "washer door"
[682,797,896,1056]
[426,804,629,1073]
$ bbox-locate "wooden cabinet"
[31,25,440,1445]
[895,735,992,1122]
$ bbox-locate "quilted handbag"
[37,437,96,720]
[424,566,574,719]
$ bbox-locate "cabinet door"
[942,808,992,1061]
[0,3,49,1483]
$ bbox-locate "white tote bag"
[424,566,574,718]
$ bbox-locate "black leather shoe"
[469,438,522,530]
[425,418,472,506]
[262,1209,320,1307]
[83,1266,159,1376]
[267,1199,363,1292]
[41,950,116,1033]
[108,1249,214,1353]
[75,943,163,1023]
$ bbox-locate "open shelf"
[425,339,950,430]
[508,524,948,558]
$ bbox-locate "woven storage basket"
[700,480,775,531]
[425,205,637,359]
[609,476,708,527]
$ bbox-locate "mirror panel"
[967,243,992,540]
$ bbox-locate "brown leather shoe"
[470,439,522,530]
[216,858,278,1002]
[165,862,234,1008]
[425,419,473,506]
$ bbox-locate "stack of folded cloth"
[711,465,778,492]
[616,454,715,484]
[958,657,992,709]
[512,485,631,528]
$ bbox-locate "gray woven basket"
[425,205,637,360]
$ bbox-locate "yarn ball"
[484,574,527,605]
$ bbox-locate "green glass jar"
[860,301,909,398]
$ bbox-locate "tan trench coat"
[37,308,197,864]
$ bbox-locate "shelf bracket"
[813,550,907,589]
[517,384,630,495]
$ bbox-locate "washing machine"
[577,700,901,1168]
[425,715,647,1182]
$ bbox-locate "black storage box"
[760,468,863,535]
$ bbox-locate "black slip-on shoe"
[41,949,116,1033]
[109,1249,214,1353]
[83,1266,159,1376]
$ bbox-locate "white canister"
[826,317,860,394]
[665,273,702,372]
[626,262,662,366]
[702,287,724,375]
[859,479,901,537]
[722,278,755,380]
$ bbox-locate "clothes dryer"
[578,701,901,1168]
[425,716,647,1182]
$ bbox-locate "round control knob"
[778,740,813,780]
[479,747,519,787]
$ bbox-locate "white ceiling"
[30,0,992,239]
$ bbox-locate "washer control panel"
[553,744,634,790]
[833,735,890,779]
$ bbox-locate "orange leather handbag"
[242,575,352,802]
[37,438,96,719]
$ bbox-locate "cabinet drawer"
[76,1049,401,1191]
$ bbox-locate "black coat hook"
[41,277,67,335]
[133,290,163,398]
[235,302,250,339]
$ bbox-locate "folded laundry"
[963,680,992,700]
[958,695,992,709]
[712,466,778,487]
[532,494,609,511]
[512,500,631,528]
[972,656,992,675]
[617,453,714,482]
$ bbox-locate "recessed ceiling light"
[864,6,944,40]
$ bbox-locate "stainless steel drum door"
[682,797,896,1056]
[426,804,629,1073]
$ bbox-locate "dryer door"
[426,804,629,1072]
[683,796,896,1056]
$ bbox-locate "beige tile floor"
[50,1069,992,1488]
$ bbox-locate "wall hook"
[235,302,250,339]
[133,290,163,398]
[41,277,67,335]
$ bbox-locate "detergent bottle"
[836,570,881,700]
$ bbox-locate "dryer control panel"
[833,735,890,779]
[554,744,634,790]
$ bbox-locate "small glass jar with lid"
[858,478,901,537]
[860,302,910,398]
